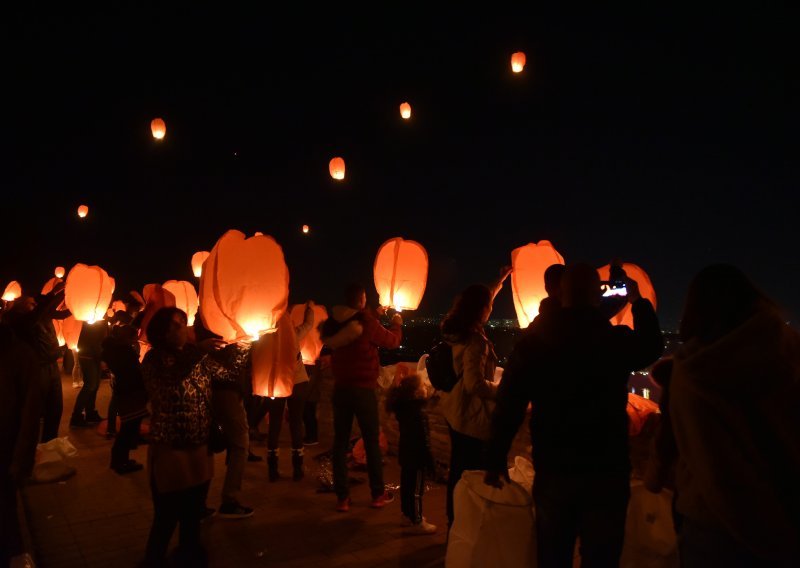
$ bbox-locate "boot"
[291,448,304,481]
[267,449,280,482]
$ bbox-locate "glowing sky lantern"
[61,316,83,351]
[399,102,411,119]
[302,225,310,234]
[597,263,657,329]
[510,241,565,328]
[291,303,328,364]
[55,266,65,278]
[329,157,345,180]
[199,230,290,342]
[251,313,298,398]
[191,251,210,278]
[373,237,428,311]
[77,205,89,218]
[511,51,526,73]
[41,278,59,295]
[2,281,22,302]
[64,264,115,323]
[151,118,166,140]
[52,319,66,347]
[163,280,199,325]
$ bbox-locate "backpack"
[425,340,460,392]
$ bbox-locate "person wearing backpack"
[438,267,511,529]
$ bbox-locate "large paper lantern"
[52,319,66,347]
[61,316,83,351]
[199,230,290,342]
[373,237,428,311]
[597,263,657,329]
[163,280,199,325]
[41,277,59,295]
[2,281,22,302]
[511,52,526,73]
[329,157,345,180]
[510,241,565,328]
[64,264,115,323]
[399,102,411,119]
[291,303,328,364]
[77,205,89,218]
[151,118,166,140]
[251,313,297,398]
[191,251,210,278]
[55,266,65,278]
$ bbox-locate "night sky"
[2,8,797,330]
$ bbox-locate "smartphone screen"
[601,283,628,298]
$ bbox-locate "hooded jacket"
[320,306,402,389]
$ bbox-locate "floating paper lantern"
[191,251,210,278]
[511,52,526,73]
[151,118,166,140]
[199,230,290,341]
[291,303,328,364]
[77,205,89,218]
[251,313,297,398]
[2,281,22,302]
[55,267,65,278]
[64,264,115,323]
[373,237,428,311]
[510,241,565,328]
[302,225,309,234]
[61,316,83,351]
[597,263,657,328]
[162,280,199,325]
[329,157,345,180]
[399,102,411,119]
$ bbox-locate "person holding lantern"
[70,318,109,428]
[321,283,403,512]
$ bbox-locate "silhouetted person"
[485,263,663,568]
[70,319,109,427]
[534,263,565,322]
[668,265,800,566]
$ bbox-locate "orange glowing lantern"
[151,118,166,140]
[61,316,83,351]
[302,225,309,234]
[52,319,66,347]
[162,280,199,325]
[191,251,210,278]
[510,241,565,328]
[251,313,297,398]
[2,281,22,302]
[597,263,657,329]
[77,205,89,218]
[329,157,345,180]
[399,102,411,119]
[64,264,115,323]
[199,230,290,342]
[41,278,59,295]
[55,266,65,278]
[511,52,526,73]
[291,303,328,364]
[373,237,428,311]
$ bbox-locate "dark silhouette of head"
[344,283,367,310]
[544,264,566,301]
[147,307,188,350]
[561,263,602,308]
[441,284,493,340]
[679,264,774,344]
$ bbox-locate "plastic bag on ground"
[31,437,78,483]
[446,470,535,568]
[620,481,678,568]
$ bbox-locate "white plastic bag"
[620,481,679,568]
[446,470,535,568]
[31,437,78,483]
[508,455,535,494]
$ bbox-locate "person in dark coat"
[485,263,664,568]
[71,319,109,427]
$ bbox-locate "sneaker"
[200,507,216,522]
[336,497,351,513]
[370,491,395,508]
[217,503,254,519]
[303,438,319,446]
[85,411,104,424]
[111,460,144,475]
[406,518,437,535]
[70,415,90,428]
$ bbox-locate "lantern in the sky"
[597,263,657,328]
[61,316,83,351]
[64,264,115,323]
[2,281,22,302]
[251,313,297,398]
[329,157,345,180]
[77,205,89,218]
[191,251,210,278]
[510,241,565,328]
[291,303,328,364]
[373,237,428,311]
[302,225,309,234]
[511,52,526,73]
[399,102,411,119]
[163,280,199,325]
[199,230,290,341]
[151,118,166,140]
[55,266,65,278]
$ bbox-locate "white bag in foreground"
[31,437,78,483]
[620,481,679,568]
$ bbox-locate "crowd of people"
[1,261,799,567]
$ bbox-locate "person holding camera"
[484,262,663,567]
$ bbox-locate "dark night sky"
[2,7,798,330]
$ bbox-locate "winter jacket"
[102,334,148,422]
[438,329,498,440]
[320,306,402,389]
[487,299,663,474]
[78,320,109,361]
[394,398,435,472]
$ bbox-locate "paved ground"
[21,370,460,568]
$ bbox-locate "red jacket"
[321,306,402,389]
